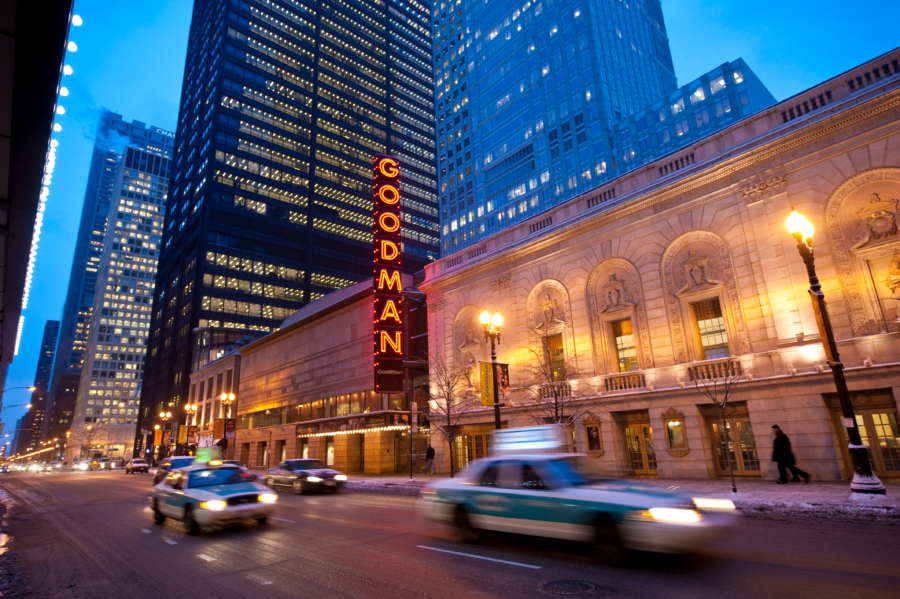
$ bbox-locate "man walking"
[423,444,436,474]
[771,425,810,484]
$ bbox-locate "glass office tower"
[435,0,676,252]
[137,0,439,441]
[70,146,171,459]
[46,112,175,437]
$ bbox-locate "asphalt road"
[0,471,897,599]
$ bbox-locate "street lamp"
[220,392,236,418]
[785,210,885,495]
[0,403,31,412]
[480,309,504,430]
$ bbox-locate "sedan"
[264,459,347,494]
[418,454,737,560]
[126,459,150,474]
[150,465,276,535]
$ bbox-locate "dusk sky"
[3,0,897,431]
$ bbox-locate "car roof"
[172,464,244,473]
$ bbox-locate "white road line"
[140,529,151,534]
[197,554,215,562]
[417,546,541,569]
[247,575,272,585]
[165,540,178,545]
[270,517,296,523]
[348,503,389,509]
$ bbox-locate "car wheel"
[454,506,481,544]
[593,515,630,564]
[292,480,304,495]
[265,477,276,489]
[184,505,199,536]
[256,516,268,525]
[152,500,166,525]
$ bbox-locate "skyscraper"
[16,320,59,454]
[434,2,773,252]
[46,112,174,438]
[68,144,171,459]
[136,0,440,439]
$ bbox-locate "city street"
[0,471,897,599]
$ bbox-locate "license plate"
[325,481,336,486]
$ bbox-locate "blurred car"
[98,458,112,470]
[150,464,276,535]
[264,459,347,494]
[50,461,62,470]
[125,459,150,474]
[74,458,92,471]
[0,466,9,473]
[28,463,51,473]
[418,453,738,558]
[223,460,258,481]
[150,456,195,485]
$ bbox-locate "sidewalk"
[342,472,900,520]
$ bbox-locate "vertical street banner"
[213,418,225,440]
[225,418,236,440]
[177,425,188,444]
[373,155,404,392]
[153,429,162,447]
[496,363,511,406]
[479,361,494,406]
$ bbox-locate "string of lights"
[15,12,82,355]
[298,425,410,438]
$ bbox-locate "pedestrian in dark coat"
[771,425,810,484]
[423,445,436,474]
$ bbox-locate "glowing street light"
[480,310,504,430]
[785,210,884,495]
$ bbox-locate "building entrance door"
[835,411,900,478]
[709,418,761,476]
[623,423,657,475]
[826,390,900,479]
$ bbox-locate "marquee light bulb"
[67,41,77,52]
[72,15,83,26]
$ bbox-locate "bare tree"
[429,353,478,478]
[692,361,744,493]
[68,421,106,458]
[518,343,598,430]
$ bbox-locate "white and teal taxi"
[150,463,277,534]
[418,428,737,558]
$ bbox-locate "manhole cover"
[542,580,597,595]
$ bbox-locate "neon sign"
[374,155,404,392]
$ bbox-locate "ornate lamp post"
[479,309,504,430]
[159,410,172,458]
[182,404,198,454]
[220,392,236,418]
[785,210,885,495]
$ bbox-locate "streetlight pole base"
[850,473,887,495]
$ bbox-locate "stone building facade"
[421,49,900,482]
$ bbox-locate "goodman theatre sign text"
[373,155,404,392]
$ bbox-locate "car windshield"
[188,467,248,488]
[288,460,323,470]
[169,458,194,468]
[545,457,607,486]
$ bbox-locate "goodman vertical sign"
[373,155,404,393]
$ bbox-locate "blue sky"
[3,0,898,433]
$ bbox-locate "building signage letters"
[374,155,404,392]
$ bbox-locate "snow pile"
[721,494,899,523]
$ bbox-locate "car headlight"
[693,497,735,510]
[334,475,347,481]
[307,476,321,483]
[259,493,277,503]
[199,500,227,510]
[646,508,702,524]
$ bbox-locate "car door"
[500,460,562,538]
[465,461,517,533]
[273,463,290,486]
[156,474,179,517]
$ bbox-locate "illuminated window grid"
[214,170,308,206]
[325,0,385,37]
[236,120,311,151]
[317,86,386,126]
[612,319,638,372]
[221,96,311,133]
[247,6,316,45]
[204,273,302,301]
[320,17,384,56]
[317,135,374,165]
[235,195,266,214]
[318,117,385,151]
[235,138,309,171]
[310,273,357,290]
[693,299,730,360]
[319,44,385,83]
[313,218,372,243]
[319,59,384,97]
[205,250,304,282]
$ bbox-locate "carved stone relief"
[824,168,900,335]
[452,306,484,388]
[525,280,577,367]
[740,175,787,205]
[660,231,752,364]
[586,258,654,375]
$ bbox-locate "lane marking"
[270,517,296,523]
[247,575,272,585]
[417,546,541,569]
[349,502,390,509]
[140,529,151,534]
[197,554,215,562]
[165,540,178,545]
